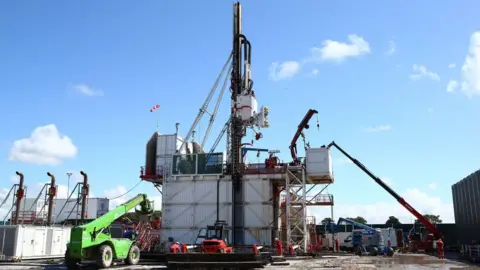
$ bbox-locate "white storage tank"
[305,147,334,184]
[0,225,71,260]
[381,228,397,248]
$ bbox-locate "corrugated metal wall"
[452,169,480,244]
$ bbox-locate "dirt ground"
[0,253,478,269]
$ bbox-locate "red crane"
[327,141,442,253]
[289,109,319,165]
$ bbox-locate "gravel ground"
[0,253,478,269]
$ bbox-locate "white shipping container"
[0,225,71,260]
[156,134,179,157]
[305,148,334,181]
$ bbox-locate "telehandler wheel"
[125,244,141,265]
[96,244,114,268]
[64,248,80,270]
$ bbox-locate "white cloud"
[72,83,104,97]
[308,188,454,224]
[428,183,437,190]
[387,40,396,55]
[268,61,301,81]
[427,107,434,113]
[382,177,393,186]
[310,34,371,62]
[311,69,319,76]
[446,80,459,92]
[459,32,480,97]
[448,63,456,68]
[104,186,129,209]
[409,64,440,81]
[362,125,392,133]
[8,124,78,166]
[334,157,353,166]
[103,185,162,211]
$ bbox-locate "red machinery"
[289,109,319,165]
[327,141,442,253]
[197,221,233,254]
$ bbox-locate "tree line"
[320,214,442,226]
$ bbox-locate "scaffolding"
[281,165,334,252]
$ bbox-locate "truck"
[64,193,154,269]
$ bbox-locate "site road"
[0,253,478,270]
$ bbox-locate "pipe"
[46,172,56,226]
[216,177,221,222]
[13,171,24,225]
[80,171,89,224]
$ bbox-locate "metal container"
[19,198,109,224]
[305,147,334,182]
[452,170,480,244]
[0,225,71,260]
[244,177,272,228]
[452,169,480,226]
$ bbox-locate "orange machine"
[197,221,233,254]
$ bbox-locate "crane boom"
[201,64,232,148]
[178,53,232,153]
[290,109,318,164]
[327,141,443,240]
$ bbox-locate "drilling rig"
[228,1,269,246]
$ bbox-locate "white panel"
[161,229,198,247]
[157,134,178,156]
[244,204,272,227]
[162,175,233,245]
[305,147,333,177]
[244,179,271,203]
[245,229,272,245]
[33,228,46,256]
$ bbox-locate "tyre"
[369,247,378,256]
[125,244,141,265]
[386,247,394,257]
[65,248,80,270]
[218,248,225,253]
[96,244,114,268]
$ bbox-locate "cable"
[107,180,143,200]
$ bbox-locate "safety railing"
[140,166,166,179]
[461,245,480,262]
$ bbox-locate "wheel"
[125,244,141,265]
[218,248,225,253]
[386,247,394,257]
[369,247,378,256]
[65,248,80,270]
[96,244,114,268]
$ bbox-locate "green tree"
[321,217,333,225]
[385,216,401,226]
[346,216,367,224]
[415,214,442,225]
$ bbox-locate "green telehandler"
[64,193,154,269]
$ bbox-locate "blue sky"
[1,0,479,223]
